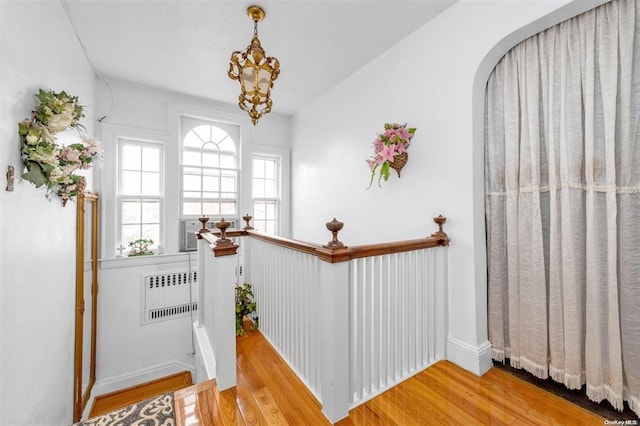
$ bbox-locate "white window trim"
[245,145,290,237]
[169,103,247,227]
[99,123,169,260]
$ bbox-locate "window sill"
[100,252,197,269]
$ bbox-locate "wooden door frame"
[74,190,99,422]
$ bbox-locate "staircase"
[88,370,193,418]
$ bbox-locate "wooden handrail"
[347,237,445,259]
[246,230,322,256]
[198,215,450,263]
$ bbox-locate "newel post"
[431,215,449,359]
[431,214,450,246]
[196,218,238,390]
[196,216,211,326]
[316,218,350,423]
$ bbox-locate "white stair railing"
[349,247,446,405]
[244,238,323,398]
[195,215,450,424]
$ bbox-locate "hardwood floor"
[174,328,606,425]
[175,326,326,425]
[89,370,192,418]
[336,362,605,425]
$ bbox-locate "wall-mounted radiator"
[141,270,198,324]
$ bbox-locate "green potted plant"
[235,282,258,336]
[127,238,154,256]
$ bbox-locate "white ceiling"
[63,0,456,116]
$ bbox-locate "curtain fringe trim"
[586,383,624,411]
[492,358,640,416]
[510,356,549,380]
[549,365,583,389]
[624,389,640,418]
[492,348,506,362]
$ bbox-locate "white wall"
[0,1,96,425]
[93,78,292,389]
[93,257,198,398]
[291,0,609,375]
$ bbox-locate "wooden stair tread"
[89,370,193,418]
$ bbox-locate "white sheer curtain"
[485,0,639,415]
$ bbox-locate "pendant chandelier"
[228,5,280,125]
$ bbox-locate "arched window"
[180,117,239,218]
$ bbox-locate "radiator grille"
[149,302,198,321]
[142,271,198,324]
[146,271,197,288]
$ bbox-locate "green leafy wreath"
[19,89,102,206]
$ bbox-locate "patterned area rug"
[77,392,175,426]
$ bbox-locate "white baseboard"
[446,336,492,376]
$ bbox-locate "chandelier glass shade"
[228,6,280,125]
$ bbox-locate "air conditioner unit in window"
[180,218,239,252]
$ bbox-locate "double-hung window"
[252,156,279,234]
[117,139,163,255]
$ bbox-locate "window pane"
[122,144,141,170]
[183,132,202,149]
[203,191,220,199]
[184,191,202,199]
[142,146,160,172]
[122,224,140,246]
[194,125,211,143]
[202,152,219,168]
[183,174,201,191]
[264,180,276,198]
[183,151,201,166]
[142,201,160,223]
[253,159,264,177]
[141,172,160,195]
[183,202,203,216]
[201,142,219,152]
[253,179,265,198]
[220,154,235,169]
[141,224,159,245]
[254,201,265,220]
[202,176,219,192]
[265,221,276,235]
[219,138,236,153]
[266,202,276,219]
[265,159,276,178]
[122,171,141,195]
[210,126,228,143]
[221,176,235,192]
[202,203,220,215]
[203,168,220,177]
[122,201,141,224]
[220,202,236,215]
